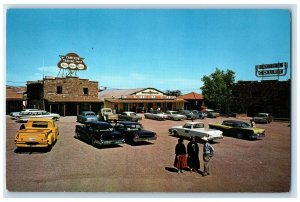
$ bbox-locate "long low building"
[98,88,185,113]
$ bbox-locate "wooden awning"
[105,98,186,103]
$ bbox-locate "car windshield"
[86,113,96,116]
[171,112,178,114]
[183,124,192,129]
[32,121,48,128]
[126,124,143,130]
[194,123,204,128]
[239,122,251,128]
[94,125,113,131]
[256,114,267,118]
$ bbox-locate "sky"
[6,9,291,93]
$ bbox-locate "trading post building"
[98,88,185,113]
[26,76,101,116]
[24,78,185,116]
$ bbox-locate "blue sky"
[6,9,291,93]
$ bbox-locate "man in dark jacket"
[187,136,200,172]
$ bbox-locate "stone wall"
[43,76,99,101]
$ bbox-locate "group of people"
[174,136,215,176]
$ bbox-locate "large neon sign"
[57,53,87,70]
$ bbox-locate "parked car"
[252,113,273,124]
[178,110,198,120]
[191,110,205,119]
[75,121,125,147]
[165,111,187,121]
[14,118,59,150]
[144,110,168,120]
[77,111,98,123]
[10,112,20,119]
[114,121,157,143]
[16,110,60,122]
[168,122,223,142]
[208,120,265,140]
[118,111,142,122]
[12,109,41,119]
[205,109,220,118]
[98,108,118,122]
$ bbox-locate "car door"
[178,124,191,138]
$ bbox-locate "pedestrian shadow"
[165,166,205,176]
[165,167,178,173]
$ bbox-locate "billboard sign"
[57,53,87,70]
[255,62,288,77]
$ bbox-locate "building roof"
[6,86,26,100]
[177,92,203,100]
[98,88,164,101]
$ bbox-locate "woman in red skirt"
[174,137,187,173]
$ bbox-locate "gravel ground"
[5,115,291,195]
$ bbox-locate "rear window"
[32,121,48,128]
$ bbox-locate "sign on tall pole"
[255,62,288,80]
[57,53,87,77]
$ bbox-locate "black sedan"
[75,121,125,147]
[114,121,157,144]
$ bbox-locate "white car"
[16,110,60,122]
[165,111,187,121]
[168,122,223,142]
[10,109,40,120]
[144,110,168,121]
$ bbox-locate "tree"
[165,90,182,96]
[200,68,235,113]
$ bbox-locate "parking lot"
[5,115,291,193]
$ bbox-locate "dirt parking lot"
[5,115,291,194]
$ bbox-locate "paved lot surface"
[5,115,291,193]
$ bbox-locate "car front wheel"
[173,131,179,137]
[75,131,80,139]
[91,137,97,147]
[237,133,243,139]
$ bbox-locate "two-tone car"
[16,110,60,122]
[208,120,265,140]
[75,121,125,147]
[168,122,223,142]
[114,121,157,143]
[165,111,187,121]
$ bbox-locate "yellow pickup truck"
[14,118,59,150]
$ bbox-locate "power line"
[6,81,26,84]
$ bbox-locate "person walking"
[202,137,215,176]
[174,137,187,173]
[187,136,200,173]
[250,119,256,128]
